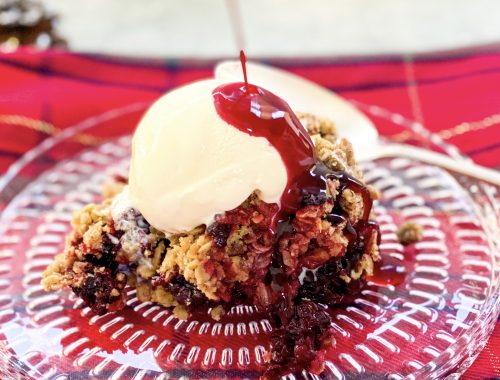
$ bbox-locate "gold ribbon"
[388,113,500,142]
[0,114,102,145]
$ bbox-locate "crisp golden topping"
[173,305,189,320]
[82,221,105,251]
[41,253,71,291]
[72,200,111,236]
[210,305,225,321]
[340,188,364,223]
[350,254,375,280]
[298,112,338,143]
[151,287,177,307]
[312,135,364,181]
[136,282,183,317]
[397,221,423,246]
[159,231,220,300]
[136,259,156,279]
[299,113,365,182]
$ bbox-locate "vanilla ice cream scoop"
[127,79,288,235]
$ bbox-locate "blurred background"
[2,0,500,57]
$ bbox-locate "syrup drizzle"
[213,52,398,285]
[213,81,321,227]
[213,51,373,232]
[240,50,249,89]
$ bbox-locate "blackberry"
[207,223,232,248]
[164,275,211,308]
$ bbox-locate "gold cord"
[0,114,102,145]
[388,113,500,142]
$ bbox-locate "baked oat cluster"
[42,113,380,378]
[397,221,423,246]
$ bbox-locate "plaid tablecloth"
[0,48,498,379]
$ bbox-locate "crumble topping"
[297,112,337,143]
[41,253,71,290]
[299,113,364,182]
[210,305,225,321]
[72,201,111,236]
[173,305,189,320]
[340,188,364,223]
[397,221,423,245]
[159,230,220,300]
[311,135,364,181]
[42,201,115,293]
[82,221,105,251]
[366,228,381,262]
[135,281,189,320]
[151,286,176,306]
[350,253,375,280]
[279,201,349,278]
[157,193,277,303]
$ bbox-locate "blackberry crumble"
[42,110,380,378]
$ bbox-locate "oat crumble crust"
[339,188,364,223]
[159,229,219,299]
[210,305,225,321]
[42,200,113,291]
[297,112,365,182]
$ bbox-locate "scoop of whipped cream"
[125,79,287,236]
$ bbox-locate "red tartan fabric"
[0,48,498,379]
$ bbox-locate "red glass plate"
[0,102,498,379]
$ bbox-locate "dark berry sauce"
[213,53,373,234]
[213,81,319,227]
[239,49,249,90]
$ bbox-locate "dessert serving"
[42,55,381,378]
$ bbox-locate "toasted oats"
[397,221,423,246]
